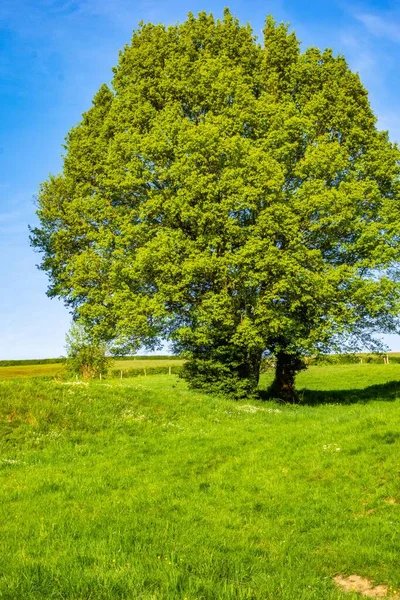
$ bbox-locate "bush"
[180,357,258,400]
[66,323,111,379]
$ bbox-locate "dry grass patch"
[384,497,398,505]
[334,575,389,597]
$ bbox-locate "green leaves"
[65,322,111,379]
[31,10,400,397]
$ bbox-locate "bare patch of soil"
[384,497,397,505]
[334,575,388,597]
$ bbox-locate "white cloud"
[339,29,377,77]
[338,5,400,142]
[356,12,400,42]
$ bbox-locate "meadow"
[0,362,66,379]
[1,363,400,599]
[0,359,184,380]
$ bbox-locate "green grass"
[296,362,400,390]
[1,366,400,598]
[262,362,400,403]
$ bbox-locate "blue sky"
[1,0,400,358]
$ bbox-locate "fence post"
[99,373,102,380]
[169,366,171,375]
[144,368,147,376]
[120,370,123,380]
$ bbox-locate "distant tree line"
[0,358,66,367]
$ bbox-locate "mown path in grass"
[0,370,399,599]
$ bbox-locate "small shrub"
[66,323,111,379]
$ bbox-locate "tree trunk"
[239,350,262,391]
[268,351,306,403]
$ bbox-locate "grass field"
[0,359,184,380]
[0,362,66,379]
[113,358,185,371]
[1,364,400,599]
[262,362,400,403]
[0,356,397,382]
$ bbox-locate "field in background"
[0,358,184,380]
[261,362,400,401]
[113,358,185,371]
[1,368,400,599]
[1,353,400,381]
[0,363,65,379]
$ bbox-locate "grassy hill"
[1,366,400,598]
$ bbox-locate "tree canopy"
[31,10,400,401]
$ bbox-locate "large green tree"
[31,10,400,401]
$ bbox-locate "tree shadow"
[259,380,400,406]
